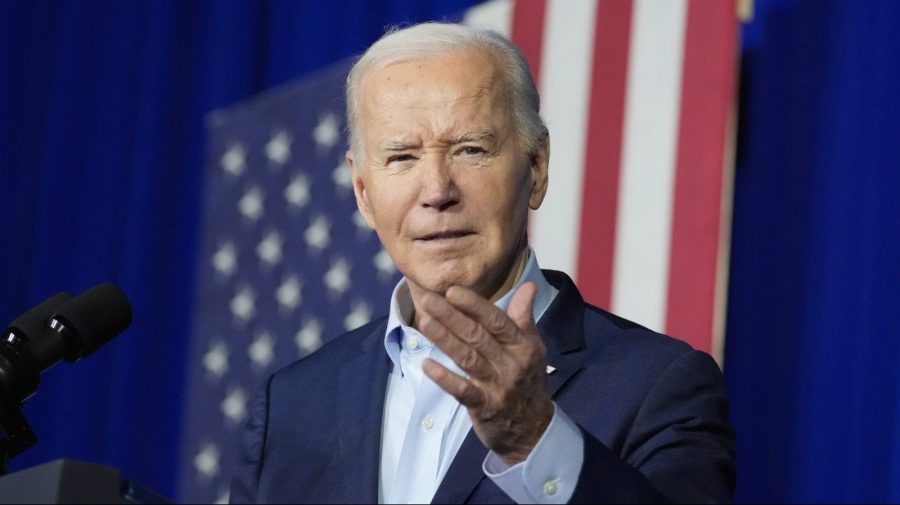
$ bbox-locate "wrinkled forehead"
[356,48,514,134]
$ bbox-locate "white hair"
[345,22,547,158]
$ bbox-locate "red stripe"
[575,0,634,310]
[509,0,548,87]
[665,0,738,353]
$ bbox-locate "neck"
[486,246,529,304]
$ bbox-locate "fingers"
[443,286,519,344]
[422,358,486,408]
[417,283,542,388]
[419,291,506,362]
[506,282,538,331]
[419,312,496,380]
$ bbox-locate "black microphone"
[0,283,132,403]
[1,292,73,403]
[48,283,133,363]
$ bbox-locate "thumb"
[507,282,537,331]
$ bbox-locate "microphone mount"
[0,284,132,474]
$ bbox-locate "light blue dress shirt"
[378,250,585,504]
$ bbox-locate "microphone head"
[7,292,73,342]
[51,283,133,361]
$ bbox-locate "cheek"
[365,179,415,235]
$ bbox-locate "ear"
[348,151,376,229]
[528,133,550,210]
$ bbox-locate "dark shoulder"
[576,301,720,396]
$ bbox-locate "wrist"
[497,399,555,466]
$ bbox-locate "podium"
[0,459,170,504]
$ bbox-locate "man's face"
[348,48,548,302]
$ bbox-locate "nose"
[419,155,460,211]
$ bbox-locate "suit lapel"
[431,271,587,503]
[336,321,391,503]
[541,270,588,398]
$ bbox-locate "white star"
[230,286,256,323]
[352,210,371,231]
[313,113,340,151]
[332,158,352,194]
[305,215,331,252]
[265,130,292,166]
[238,186,265,222]
[344,301,373,330]
[284,173,311,209]
[220,143,246,177]
[211,242,237,277]
[214,489,230,505]
[324,258,352,296]
[276,275,302,313]
[194,443,220,479]
[220,387,248,424]
[373,248,397,278]
[256,230,284,267]
[202,341,229,378]
[248,330,275,369]
[295,318,323,355]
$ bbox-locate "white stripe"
[462,0,513,37]
[611,0,688,332]
[530,0,598,276]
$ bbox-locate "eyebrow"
[380,140,421,151]
[377,129,499,152]
[448,129,498,146]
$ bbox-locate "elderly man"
[231,22,734,504]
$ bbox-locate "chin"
[409,266,475,296]
[420,275,469,296]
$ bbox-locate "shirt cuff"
[482,404,584,504]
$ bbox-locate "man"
[231,22,734,504]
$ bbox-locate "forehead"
[357,49,512,141]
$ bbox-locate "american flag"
[178,1,739,502]
[463,0,739,359]
[178,59,401,503]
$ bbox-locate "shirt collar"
[383,248,558,371]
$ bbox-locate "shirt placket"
[390,338,445,504]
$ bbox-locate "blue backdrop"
[725,0,900,502]
[0,0,898,502]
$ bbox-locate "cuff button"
[544,481,558,496]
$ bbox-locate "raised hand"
[418,282,555,465]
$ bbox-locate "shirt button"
[422,415,434,431]
[544,481,558,496]
[406,336,418,350]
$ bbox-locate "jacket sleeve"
[570,350,736,504]
[229,375,273,504]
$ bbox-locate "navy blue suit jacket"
[230,271,735,503]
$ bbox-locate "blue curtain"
[1,0,899,502]
[725,0,900,502]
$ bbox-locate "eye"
[457,146,486,156]
[387,154,415,164]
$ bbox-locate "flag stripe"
[610,0,688,331]
[509,0,547,86]
[575,0,634,310]
[666,0,738,357]
[530,0,599,276]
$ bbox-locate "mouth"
[416,230,476,242]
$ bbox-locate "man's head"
[346,23,550,303]
[346,23,547,159]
